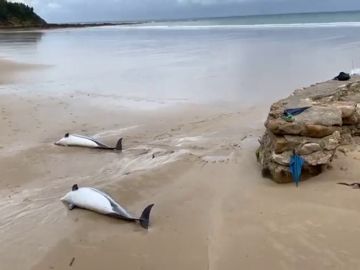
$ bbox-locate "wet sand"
[1,60,360,270]
[0,58,37,84]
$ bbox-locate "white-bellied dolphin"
[55,133,122,151]
[61,184,154,229]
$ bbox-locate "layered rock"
[257,76,360,183]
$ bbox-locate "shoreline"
[0,22,140,31]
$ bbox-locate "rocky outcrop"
[257,76,360,183]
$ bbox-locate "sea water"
[1,11,360,107]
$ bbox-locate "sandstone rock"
[262,162,292,183]
[264,161,323,184]
[272,151,292,166]
[266,121,338,138]
[343,104,360,125]
[301,124,336,138]
[334,101,356,118]
[258,77,360,183]
[348,82,360,92]
[272,136,290,154]
[266,119,303,135]
[271,134,300,154]
[302,151,333,166]
[298,143,321,155]
[283,135,311,145]
[271,165,291,183]
[322,131,340,150]
[340,132,354,144]
[295,106,342,126]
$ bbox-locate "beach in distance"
[2,12,360,269]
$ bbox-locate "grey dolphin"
[61,184,154,229]
[55,133,122,151]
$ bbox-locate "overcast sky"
[10,0,360,23]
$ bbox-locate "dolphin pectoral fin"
[68,204,76,210]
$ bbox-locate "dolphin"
[55,133,122,151]
[61,184,154,229]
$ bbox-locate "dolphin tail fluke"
[115,138,123,151]
[139,204,154,229]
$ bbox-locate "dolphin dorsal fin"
[72,184,79,191]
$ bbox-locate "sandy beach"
[1,58,360,270]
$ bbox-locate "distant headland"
[0,0,46,27]
[0,0,137,29]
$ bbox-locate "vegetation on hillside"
[0,0,46,27]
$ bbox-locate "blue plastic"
[290,154,304,187]
[284,107,311,117]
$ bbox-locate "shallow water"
[1,26,360,107]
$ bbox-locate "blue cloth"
[290,154,304,187]
[284,107,311,117]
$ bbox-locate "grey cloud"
[9,0,360,23]
[177,0,250,5]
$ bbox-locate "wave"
[111,21,360,30]
[351,68,360,76]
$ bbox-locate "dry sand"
[1,59,360,270]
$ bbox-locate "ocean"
[2,11,360,108]
[142,10,360,28]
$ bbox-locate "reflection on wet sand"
[0,58,41,84]
[0,31,43,46]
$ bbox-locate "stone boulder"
[257,76,360,183]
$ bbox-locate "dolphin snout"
[54,140,61,146]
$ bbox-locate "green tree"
[0,0,46,27]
